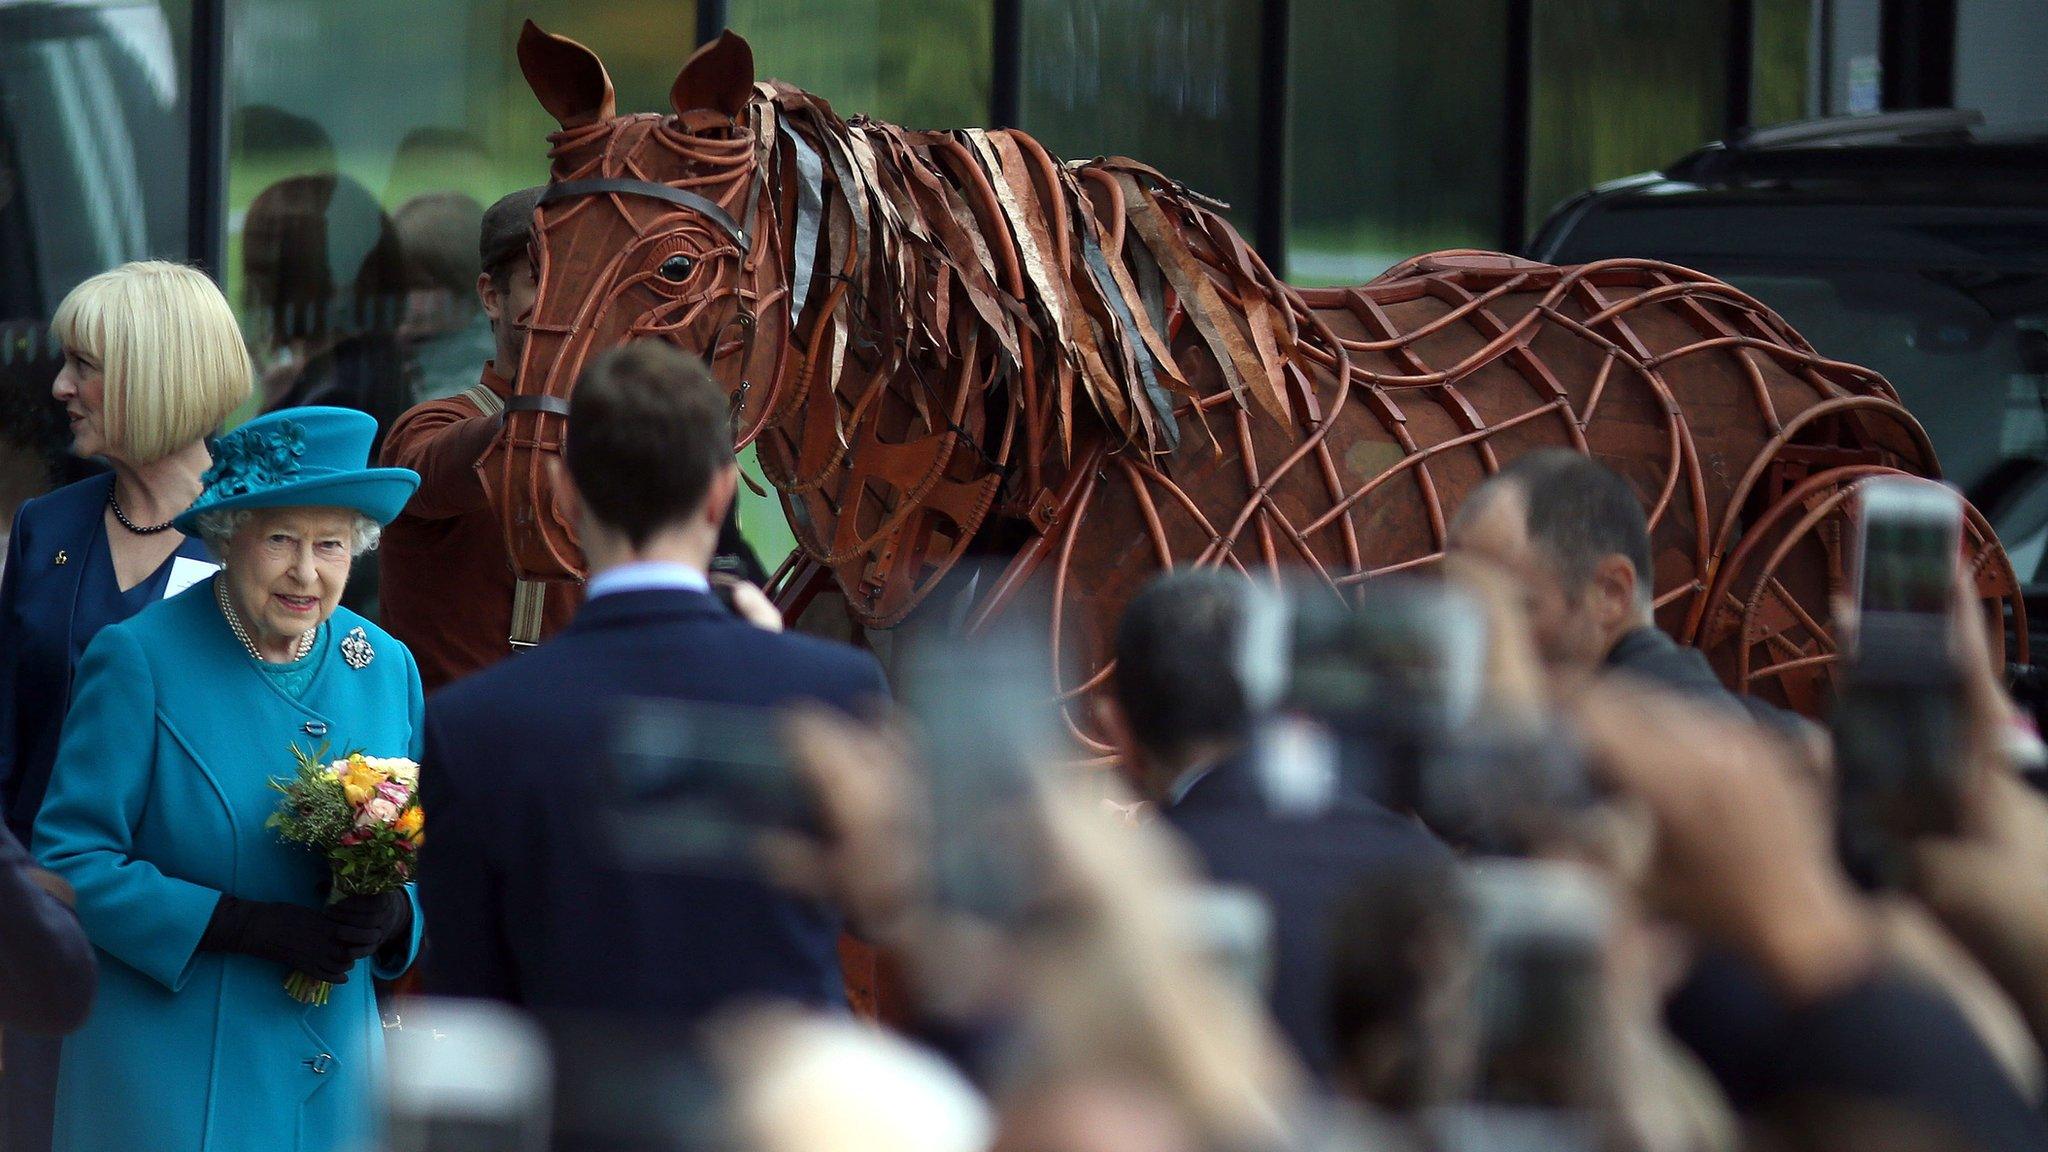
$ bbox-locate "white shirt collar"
[584,560,711,601]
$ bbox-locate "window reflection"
[1021,0,1262,235]
[729,0,991,128]
[0,0,190,519]
[1527,0,1731,236]
[1287,0,1508,285]
[1752,0,1817,127]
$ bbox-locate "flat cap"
[479,185,546,276]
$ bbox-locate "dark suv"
[1531,109,2048,655]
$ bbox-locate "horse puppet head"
[486,22,790,583]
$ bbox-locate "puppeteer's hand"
[712,574,785,632]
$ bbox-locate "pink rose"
[356,796,402,830]
[376,779,411,807]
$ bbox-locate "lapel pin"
[53,550,67,566]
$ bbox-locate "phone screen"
[599,698,814,873]
[1854,479,1963,661]
[1463,861,1611,1110]
[1861,516,1960,616]
[898,629,1061,926]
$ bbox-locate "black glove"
[199,896,357,984]
[326,891,411,961]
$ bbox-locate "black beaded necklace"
[107,489,176,535]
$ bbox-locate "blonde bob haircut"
[51,261,253,464]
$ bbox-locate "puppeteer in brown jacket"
[378,363,580,693]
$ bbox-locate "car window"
[1718,268,2048,584]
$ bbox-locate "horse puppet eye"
[658,254,697,282]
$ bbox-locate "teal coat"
[32,578,424,1152]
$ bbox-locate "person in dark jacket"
[0,824,94,1036]
[1447,449,1792,730]
[1104,570,1452,1082]
[418,342,886,1143]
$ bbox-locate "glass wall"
[1,0,1830,550]
[1527,0,1731,235]
[1020,0,1264,237]
[224,0,705,415]
[0,0,193,517]
[219,0,1003,574]
[1285,0,1509,285]
[730,0,991,129]
[1751,0,1816,127]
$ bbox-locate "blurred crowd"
[574,450,2048,1152]
[2,148,2047,1152]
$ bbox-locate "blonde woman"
[0,261,250,1152]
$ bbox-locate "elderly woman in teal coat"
[33,406,424,1152]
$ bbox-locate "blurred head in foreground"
[1108,569,1268,801]
[715,1008,993,1152]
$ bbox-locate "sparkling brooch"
[341,626,375,670]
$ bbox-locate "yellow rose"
[341,762,385,807]
[395,806,424,839]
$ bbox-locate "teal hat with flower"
[173,406,420,534]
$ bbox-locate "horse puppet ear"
[518,20,617,129]
[670,31,755,122]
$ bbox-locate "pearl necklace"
[215,578,315,663]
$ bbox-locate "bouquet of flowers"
[267,745,424,1004]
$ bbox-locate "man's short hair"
[394,192,484,296]
[1112,569,1258,764]
[565,341,733,547]
[1472,449,1653,608]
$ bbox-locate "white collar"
[584,561,711,601]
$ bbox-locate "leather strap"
[504,394,573,417]
[540,178,749,252]
[464,384,549,650]
[510,576,547,650]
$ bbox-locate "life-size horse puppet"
[487,25,2024,745]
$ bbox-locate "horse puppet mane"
[688,66,1353,631]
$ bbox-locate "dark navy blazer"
[0,822,93,1035]
[419,587,889,1022]
[0,474,213,841]
[1166,750,1453,1082]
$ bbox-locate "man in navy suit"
[1104,570,1451,1083]
[418,341,887,1037]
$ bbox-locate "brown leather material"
[496,28,2022,738]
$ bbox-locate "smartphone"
[1852,477,1964,666]
[1279,577,1488,817]
[1834,478,1970,888]
[598,698,815,874]
[386,998,552,1152]
[897,626,1062,926]
[1425,861,1610,1152]
[1462,860,1612,1109]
